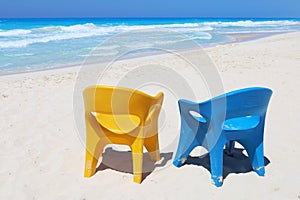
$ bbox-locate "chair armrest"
[145,104,161,125]
[178,99,200,113]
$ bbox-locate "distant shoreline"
[226,31,291,43]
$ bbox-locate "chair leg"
[173,138,199,167]
[209,145,224,187]
[225,141,235,156]
[173,121,201,166]
[84,121,106,177]
[84,148,102,177]
[144,134,160,162]
[131,138,144,184]
[240,139,265,176]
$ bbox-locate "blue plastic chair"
[173,87,272,187]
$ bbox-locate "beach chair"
[173,87,272,187]
[83,86,164,183]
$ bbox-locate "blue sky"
[1,0,299,18]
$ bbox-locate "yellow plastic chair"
[83,85,164,183]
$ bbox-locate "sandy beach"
[1,32,300,199]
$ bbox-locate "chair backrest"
[205,87,272,120]
[179,87,272,131]
[83,86,164,120]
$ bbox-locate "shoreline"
[225,31,291,43]
[0,31,296,77]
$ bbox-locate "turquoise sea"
[0,18,300,74]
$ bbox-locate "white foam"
[0,23,119,48]
[0,63,13,68]
[154,23,200,28]
[60,23,98,32]
[0,29,31,37]
[0,40,30,48]
[3,53,35,57]
[191,34,213,40]
[33,26,62,33]
[203,20,300,27]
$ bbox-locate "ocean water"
[0,18,300,74]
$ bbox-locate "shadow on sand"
[96,147,173,182]
[184,148,270,180]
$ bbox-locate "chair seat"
[223,115,260,131]
[92,112,140,134]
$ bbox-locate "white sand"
[0,32,299,199]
